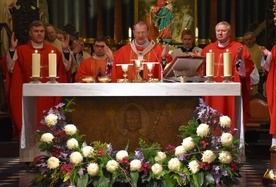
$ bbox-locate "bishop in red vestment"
[111,21,171,82]
[201,21,255,130]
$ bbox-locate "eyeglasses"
[94,44,105,49]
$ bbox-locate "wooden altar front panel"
[70,96,199,151]
[20,83,242,162]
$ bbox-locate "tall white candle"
[206,50,214,76]
[223,49,232,76]
[32,50,40,77]
[128,27,132,38]
[195,27,199,38]
[48,51,57,77]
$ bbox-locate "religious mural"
[138,0,196,43]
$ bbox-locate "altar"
[20,82,243,162]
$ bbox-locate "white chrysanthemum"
[182,137,195,151]
[40,133,54,144]
[82,146,94,157]
[175,145,186,156]
[220,116,231,128]
[202,150,216,163]
[151,163,163,176]
[154,151,167,162]
[106,160,119,173]
[196,123,210,138]
[70,151,83,165]
[218,151,232,164]
[64,124,77,135]
[168,158,181,172]
[130,159,142,171]
[47,156,60,169]
[221,133,234,147]
[66,138,79,150]
[87,163,99,176]
[45,113,58,127]
[188,160,200,174]
[116,150,128,162]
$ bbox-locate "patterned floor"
[0,157,271,187]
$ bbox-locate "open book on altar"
[164,54,205,78]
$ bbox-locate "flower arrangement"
[30,98,242,187]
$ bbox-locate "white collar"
[31,40,43,49]
[218,39,230,47]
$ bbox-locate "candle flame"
[51,50,54,53]
[209,50,212,53]
[35,50,38,53]
[226,49,229,52]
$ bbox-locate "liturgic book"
[164,54,205,78]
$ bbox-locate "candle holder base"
[47,77,59,83]
[223,76,233,83]
[204,76,215,83]
[30,77,41,84]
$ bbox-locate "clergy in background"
[201,21,255,131]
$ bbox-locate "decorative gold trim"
[198,39,211,45]
[235,37,243,43]
[82,38,95,44]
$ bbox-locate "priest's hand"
[235,47,243,61]
[10,32,18,50]
[61,34,70,51]
[259,46,269,56]
[161,44,169,59]
[104,44,114,62]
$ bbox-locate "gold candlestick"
[205,76,214,83]
[223,76,232,83]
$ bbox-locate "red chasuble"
[111,40,171,82]
[75,57,108,82]
[9,41,69,138]
[201,40,255,130]
[264,46,276,134]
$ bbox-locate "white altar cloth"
[21,82,243,162]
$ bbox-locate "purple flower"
[134,149,144,161]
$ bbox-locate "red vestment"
[264,46,276,134]
[201,40,255,130]
[9,41,69,138]
[75,57,108,82]
[111,40,171,82]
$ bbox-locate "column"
[217,0,231,22]
[122,0,134,40]
[85,0,98,38]
[198,0,211,45]
[102,0,114,38]
[235,0,248,41]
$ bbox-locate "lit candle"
[128,27,132,38]
[223,49,232,76]
[48,50,57,77]
[195,27,199,38]
[206,50,214,76]
[32,50,40,77]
